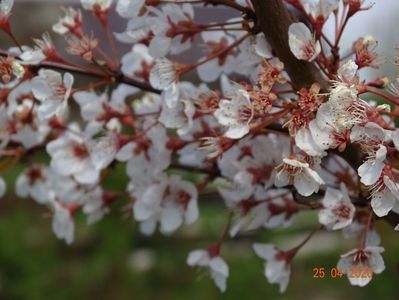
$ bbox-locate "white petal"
[371,191,396,217]
[160,205,183,234]
[358,160,384,186]
[288,23,321,61]
[187,250,208,266]
[253,243,276,260]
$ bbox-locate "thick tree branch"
[250,0,399,230]
[250,0,328,89]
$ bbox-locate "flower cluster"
[0,0,397,294]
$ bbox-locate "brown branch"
[0,49,161,94]
[250,0,329,90]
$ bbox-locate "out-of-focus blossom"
[253,243,292,293]
[187,247,229,292]
[32,69,74,120]
[337,246,385,287]
[318,183,355,230]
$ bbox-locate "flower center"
[73,144,89,159]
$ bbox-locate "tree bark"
[251,0,399,230]
[251,0,328,89]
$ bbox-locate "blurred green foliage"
[1,164,399,300]
[0,3,398,300]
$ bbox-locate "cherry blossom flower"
[337,60,359,84]
[116,123,171,180]
[66,34,98,62]
[218,135,284,202]
[148,3,197,58]
[217,152,255,202]
[47,173,87,204]
[73,84,138,135]
[197,31,235,83]
[0,0,13,27]
[354,35,379,68]
[133,175,199,235]
[81,187,112,224]
[187,246,229,292]
[0,56,24,84]
[4,80,50,149]
[81,0,112,12]
[337,246,385,287]
[158,82,197,135]
[116,0,145,18]
[303,0,338,32]
[234,33,272,81]
[318,184,355,230]
[19,33,54,65]
[87,132,120,170]
[214,88,253,139]
[50,200,75,244]
[16,164,51,204]
[350,123,387,186]
[275,157,324,197]
[5,81,50,149]
[121,44,154,83]
[369,176,399,217]
[46,124,100,184]
[52,7,83,36]
[31,69,74,120]
[114,14,152,44]
[228,189,297,237]
[296,61,367,156]
[149,58,183,91]
[288,22,321,62]
[253,243,291,293]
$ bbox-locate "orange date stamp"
[312,267,373,279]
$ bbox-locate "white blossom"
[148,3,195,58]
[134,175,198,235]
[53,7,82,36]
[288,22,321,62]
[337,246,385,287]
[121,44,154,82]
[187,249,229,292]
[50,200,75,244]
[275,157,324,197]
[303,0,339,22]
[81,0,112,11]
[116,0,145,18]
[46,124,100,184]
[253,243,291,293]
[214,88,253,139]
[149,58,179,90]
[16,165,51,204]
[318,184,355,230]
[32,69,74,120]
[0,0,13,19]
[370,176,399,217]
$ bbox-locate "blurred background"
[1,1,399,299]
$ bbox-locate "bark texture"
[251,0,328,89]
[251,0,399,229]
